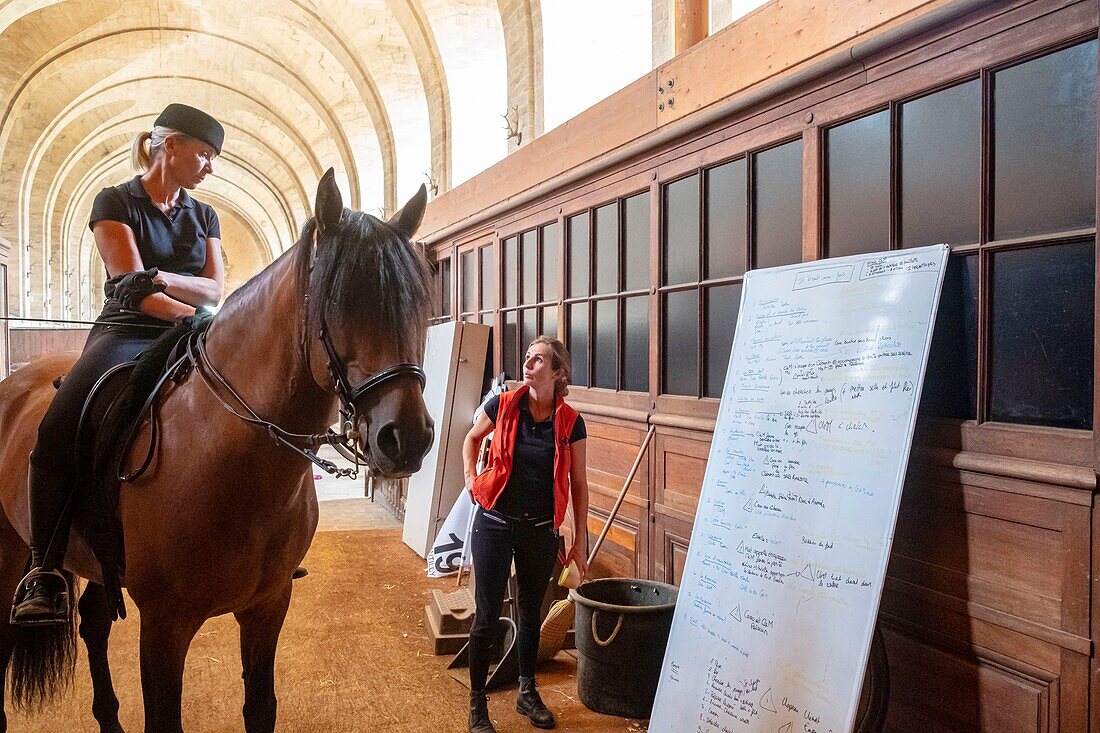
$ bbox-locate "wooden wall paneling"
[1059,502,1091,637]
[893,467,1092,634]
[1060,646,1088,733]
[1091,486,1100,733]
[879,624,1058,733]
[653,430,710,521]
[651,513,693,586]
[921,422,1093,468]
[581,417,649,577]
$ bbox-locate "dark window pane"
[990,242,1094,429]
[522,230,537,305]
[706,159,747,279]
[503,237,517,307]
[541,223,559,302]
[593,299,618,389]
[664,290,699,396]
[624,193,650,291]
[521,308,538,361]
[503,310,518,379]
[431,262,442,317]
[706,283,741,398]
[754,140,803,269]
[568,214,590,297]
[827,110,890,257]
[623,296,649,392]
[541,305,558,339]
[595,204,619,295]
[480,246,495,310]
[441,258,452,317]
[919,253,978,420]
[569,303,589,387]
[460,250,476,313]
[900,81,981,248]
[993,41,1097,239]
[665,174,700,285]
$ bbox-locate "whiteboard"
[649,244,949,733]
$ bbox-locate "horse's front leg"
[79,582,124,733]
[138,608,202,733]
[234,583,292,733]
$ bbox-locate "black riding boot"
[516,676,555,729]
[469,691,497,733]
[11,460,73,625]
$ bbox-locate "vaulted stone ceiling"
[0,0,542,320]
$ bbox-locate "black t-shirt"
[89,176,219,277]
[483,393,587,519]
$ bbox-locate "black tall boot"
[11,460,73,625]
[516,676,555,729]
[469,690,497,733]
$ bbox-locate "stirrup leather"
[11,567,70,626]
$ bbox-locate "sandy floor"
[5,495,651,732]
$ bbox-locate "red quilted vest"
[471,384,579,530]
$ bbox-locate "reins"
[186,330,372,478]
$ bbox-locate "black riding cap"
[154,103,224,154]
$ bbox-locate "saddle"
[61,314,213,621]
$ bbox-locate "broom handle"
[586,425,655,565]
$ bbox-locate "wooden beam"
[673,0,709,55]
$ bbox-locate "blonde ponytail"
[130,126,187,172]
[130,131,153,171]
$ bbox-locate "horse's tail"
[8,571,78,710]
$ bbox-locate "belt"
[480,507,555,528]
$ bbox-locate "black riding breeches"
[468,506,559,692]
[29,321,159,555]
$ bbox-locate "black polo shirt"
[89,176,219,276]
[483,393,587,519]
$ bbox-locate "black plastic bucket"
[570,578,678,719]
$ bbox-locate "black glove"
[180,310,215,333]
[104,268,166,310]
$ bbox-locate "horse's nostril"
[376,423,401,460]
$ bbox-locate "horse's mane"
[222,208,432,370]
[295,210,433,362]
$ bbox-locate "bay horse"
[0,169,435,732]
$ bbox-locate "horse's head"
[299,169,435,478]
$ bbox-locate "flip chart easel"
[649,244,949,733]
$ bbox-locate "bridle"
[315,310,427,466]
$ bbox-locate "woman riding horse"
[12,103,226,624]
[0,162,434,730]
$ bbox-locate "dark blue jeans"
[468,506,559,692]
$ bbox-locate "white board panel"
[650,245,949,733]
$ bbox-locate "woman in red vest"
[462,336,590,733]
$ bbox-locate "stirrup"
[11,567,71,626]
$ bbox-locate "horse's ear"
[388,184,428,239]
[315,168,343,233]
